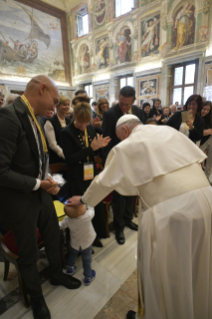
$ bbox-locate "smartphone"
[181,111,189,122]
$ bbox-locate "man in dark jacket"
[0,75,81,319]
[102,86,143,244]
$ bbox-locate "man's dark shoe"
[93,237,103,247]
[115,230,125,245]
[125,221,138,231]
[50,273,81,289]
[126,310,136,319]
[31,296,51,319]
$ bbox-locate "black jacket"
[166,111,205,142]
[149,106,162,118]
[0,98,42,222]
[102,104,143,160]
[46,114,70,164]
[61,122,97,196]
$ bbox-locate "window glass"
[127,77,133,87]
[116,0,134,17]
[185,64,195,85]
[184,86,194,104]
[173,88,182,105]
[120,78,126,89]
[174,67,183,86]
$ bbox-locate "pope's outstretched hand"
[66,196,82,206]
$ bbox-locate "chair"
[0,229,44,308]
[94,156,113,237]
[49,162,67,175]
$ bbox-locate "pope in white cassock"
[68,114,212,319]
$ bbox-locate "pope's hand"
[66,196,82,206]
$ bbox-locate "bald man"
[0,76,81,319]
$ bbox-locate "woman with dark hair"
[142,102,151,124]
[166,94,205,143]
[149,99,162,119]
[61,96,111,247]
[200,101,212,182]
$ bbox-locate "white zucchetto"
[116,114,140,128]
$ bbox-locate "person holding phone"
[166,94,205,143]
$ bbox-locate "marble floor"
[0,216,138,319]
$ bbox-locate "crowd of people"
[0,78,212,319]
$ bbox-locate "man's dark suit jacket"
[102,103,143,160]
[0,97,39,223]
[166,111,205,143]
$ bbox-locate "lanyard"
[123,108,132,115]
[21,95,48,153]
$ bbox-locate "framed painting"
[0,0,71,83]
[94,83,110,101]
[137,74,161,101]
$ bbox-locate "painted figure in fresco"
[174,2,193,50]
[116,29,131,63]
[141,18,160,55]
[10,38,20,52]
[95,39,108,69]
[94,0,106,24]
[79,45,90,74]
[198,26,210,42]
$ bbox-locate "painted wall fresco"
[92,0,107,29]
[94,84,110,101]
[0,0,65,80]
[78,44,90,75]
[70,0,211,89]
[141,0,156,7]
[95,36,109,69]
[116,27,132,64]
[141,14,160,57]
[0,85,7,99]
[171,3,195,51]
[203,63,212,101]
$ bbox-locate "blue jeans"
[68,245,92,278]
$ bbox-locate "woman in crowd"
[44,95,71,164]
[149,98,162,120]
[166,94,205,143]
[142,102,151,124]
[161,106,171,123]
[61,96,110,246]
[0,93,4,108]
[200,101,212,182]
[92,98,109,134]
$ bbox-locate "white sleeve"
[59,216,69,229]
[33,179,41,190]
[44,121,65,159]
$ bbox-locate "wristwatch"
[80,197,85,204]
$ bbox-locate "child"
[59,204,96,286]
[145,118,157,125]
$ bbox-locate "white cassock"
[82,124,212,319]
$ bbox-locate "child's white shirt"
[59,206,96,250]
